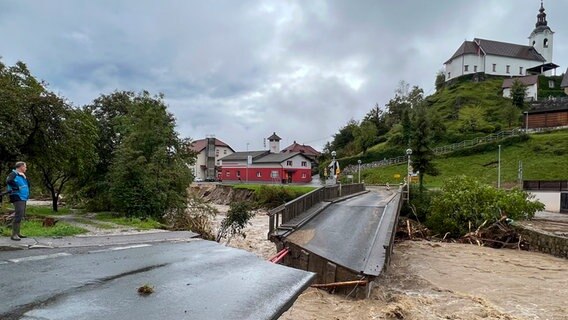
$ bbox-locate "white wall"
[280,154,312,170]
[503,83,538,101]
[529,191,561,212]
[445,54,543,81]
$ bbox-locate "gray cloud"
[1,0,566,151]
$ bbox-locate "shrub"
[165,194,218,240]
[255,185,297,208]
[427,176,543,237]
[216,201,255,244]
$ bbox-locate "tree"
[510,79,527,109]
[34,108,98,211]
[81,91,140,211]
[216,201,255,244]
[354,120,378,155]
[108,91,195,218]
[457,105,493,133]
[435,70,446,92]
[363,103,389,137]
[385,83,424,128]
[410,104,439,191]
[329,119,359,156]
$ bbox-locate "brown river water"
[215,205,568,320]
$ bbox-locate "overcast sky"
[1,0,567,152]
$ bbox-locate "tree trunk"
[51,189,58,212]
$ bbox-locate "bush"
[255,185,298,208]
[427,176,544,237]
[165,194,218,240]
[216,201,255,244]
[403,186,440,223]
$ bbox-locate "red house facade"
[219,151,312,184]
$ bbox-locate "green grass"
[24,205,72,216]
[94,213,163,230]
[1,220,87,237]
[231,184,316,194]
[360,130,568,187]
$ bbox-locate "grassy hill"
[359,129,568,188]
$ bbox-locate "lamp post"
[357,159,362,184]
[246,142,250,184]
[406,148,412,200]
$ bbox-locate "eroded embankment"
[190,184,255,205]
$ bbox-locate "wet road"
[0,240,315,320]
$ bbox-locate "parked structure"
[502,75,539,101]
[189,136,234,181]
[219,132,313,184]
[445,2,558,81]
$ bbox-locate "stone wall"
[513,223,568,259]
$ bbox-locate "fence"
[343,128,524,174]
[268,183,365,236]
[523,180,568,191]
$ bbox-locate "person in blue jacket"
[6,162,30,241]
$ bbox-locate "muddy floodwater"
[214,205,568,320]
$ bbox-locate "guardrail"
[343,128,525,174]
[268,183,365,236]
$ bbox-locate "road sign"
[394,174,400,179]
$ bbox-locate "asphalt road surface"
[0,240,315,320]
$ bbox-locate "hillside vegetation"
[359,129,568,187]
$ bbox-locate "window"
[301,173,307,179]
[286,160,292,166]
[256,171,262,178]
[532,40,536,46]
[519,67,523,75]
[223,150,227,155]
[448,72,451,78]
[301,161,307,167]
[544,38,548,48]
[492,64,496,72]
[549,80,555,88]
[237,171,240,177]
[226,171,230,177]
[473,65,477,73]
[271,171,279,178]
[464,65,469,72]
[506,65,510,74]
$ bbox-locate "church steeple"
[535,0,548,28]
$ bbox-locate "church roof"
[562,69,568,88]
[445,38,546,64]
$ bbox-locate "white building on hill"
[444,2,558,81]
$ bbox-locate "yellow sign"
[336,167,341,175]
[394,174,401,179]
[411,176,419,183]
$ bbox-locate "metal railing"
[343,128,524,174]
[268,183,365,236]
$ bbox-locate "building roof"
[267,132,281,141]
[281,141,321,157]
[189,138,234,153]
[254,152,309,164]
[562,69,568,88]
[502,75,539,89]
[219,150,311,164]
[219,151,269,161]
[445,38,546,64]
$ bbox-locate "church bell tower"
[528,0,554,74]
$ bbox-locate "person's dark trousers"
[11,200,27,241]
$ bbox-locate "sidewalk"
[0,230,199,251]
[518,211,568,237]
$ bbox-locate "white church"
[444,1,558,81]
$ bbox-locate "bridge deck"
[285,190,397,277]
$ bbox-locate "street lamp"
[406,148,412,200]
[357,159,362,184]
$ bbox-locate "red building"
[219,150,312,184]
[281,141,321,162]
